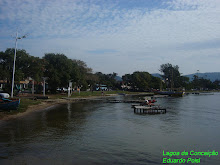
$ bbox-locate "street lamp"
[68,80,73,97]
[42,77,48,96]
[11,31,27,98]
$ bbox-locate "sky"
[0,0,220,76]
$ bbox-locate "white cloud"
[0,0,220,75]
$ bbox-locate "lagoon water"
[0,93,220,165]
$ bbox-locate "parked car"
[0,93,10,98]
[57,88,68,93]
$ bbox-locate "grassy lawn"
[18,98,42,112]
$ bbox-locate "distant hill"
[117,72,220,82]
[115,74,163,82]
[151,73,162,79]
[115,76,122,82]
[184,72,220,82]
[152,72,220,82]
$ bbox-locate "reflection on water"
[0,94,220,165]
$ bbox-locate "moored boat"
[0,93,10,98]
[0,98,20,111]
[154,88,185,97]
[118,93,126,96]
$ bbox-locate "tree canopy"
[159,63,190,89]
[122,71,161,91]
[0,49,94,93]
[1,48,219,93]
[0,48,44,82]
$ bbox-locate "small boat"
[118,93,126,96]
[0,98,20,111]
[154,91,184,96]
[140,97,157,106]
[154,88,185,97]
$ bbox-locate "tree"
[122,71,161,91]
[43,53,72,93]
[85,73,99,91]
[25,56,45,82]
[95,72,118,89]
[0,50,11,81]
[43,53,93,92]
[150,76,162,89]
[192,76,215,90]
[0,48,45,93]
[213,79,220,89]
[159,63,188,89]
[131,71,151,91]
[71,60,92,90]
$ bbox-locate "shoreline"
[0,94,118,121]
[0,92,155,121]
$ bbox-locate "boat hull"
[154,91,184,97]
[0,99,20,111]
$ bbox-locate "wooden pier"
[131,103,140,108]
[133,106,166,114]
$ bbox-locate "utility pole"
[68,81,72,97]
[197,70,200,79]
[11,31,27,98]
[42,77,48,96]
[32,79,35,95]
[171,69,174,90]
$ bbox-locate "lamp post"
[68,80,73,97]
[42,77,48,96]
[11,31,27,98]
